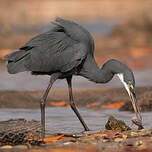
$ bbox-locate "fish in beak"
[117,74,144,129]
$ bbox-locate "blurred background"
[0,0,152,90]
[0,0,151,108]
[0,0,151,132]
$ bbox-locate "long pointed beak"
[125,84,144,129]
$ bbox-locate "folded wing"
[7,19,87,74]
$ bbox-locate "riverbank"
[30,129,152,152]
[1,129,152,152]
[0,86,151,112]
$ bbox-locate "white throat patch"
[117,73,130,95]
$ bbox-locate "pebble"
[135,140,146,150]
[102,139,110,143]
[13,145,28,150]
[135,140,143,146]
[63,142,73,145]
[114,138,123,142]
[0,145,13,149]
[122,134,127,140]
[130,131,139,137]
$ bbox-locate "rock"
[105,116,131,131]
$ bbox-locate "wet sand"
[0,116,152,152]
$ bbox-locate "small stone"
[0,145,13,149]
[13,145,28,150]
[135,140,143,146]
[114,138,123,142]
[102,139,110,142]
[130,131,139,137]
[135,140,146,150]
[63,142,73,145]
[122,134,127,139]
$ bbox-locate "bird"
[6,18,143,137]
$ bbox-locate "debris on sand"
[0,117,152,152]
[0,119,41,146]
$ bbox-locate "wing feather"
[22,24,87,73]
[7,18,88,74]
[27,42,87,73]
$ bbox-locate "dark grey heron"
[6,18,143,137]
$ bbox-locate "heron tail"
[6,49,30,74]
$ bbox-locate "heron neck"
[79,57,114,83]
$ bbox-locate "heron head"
[117,73,143,129]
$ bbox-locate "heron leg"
[67,76,90,131]
[40,73,60,139]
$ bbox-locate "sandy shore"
[0,117,152,152]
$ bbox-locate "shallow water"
[0,63,152,91]
[0,107,151,134]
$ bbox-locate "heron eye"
[128,81,132,85]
